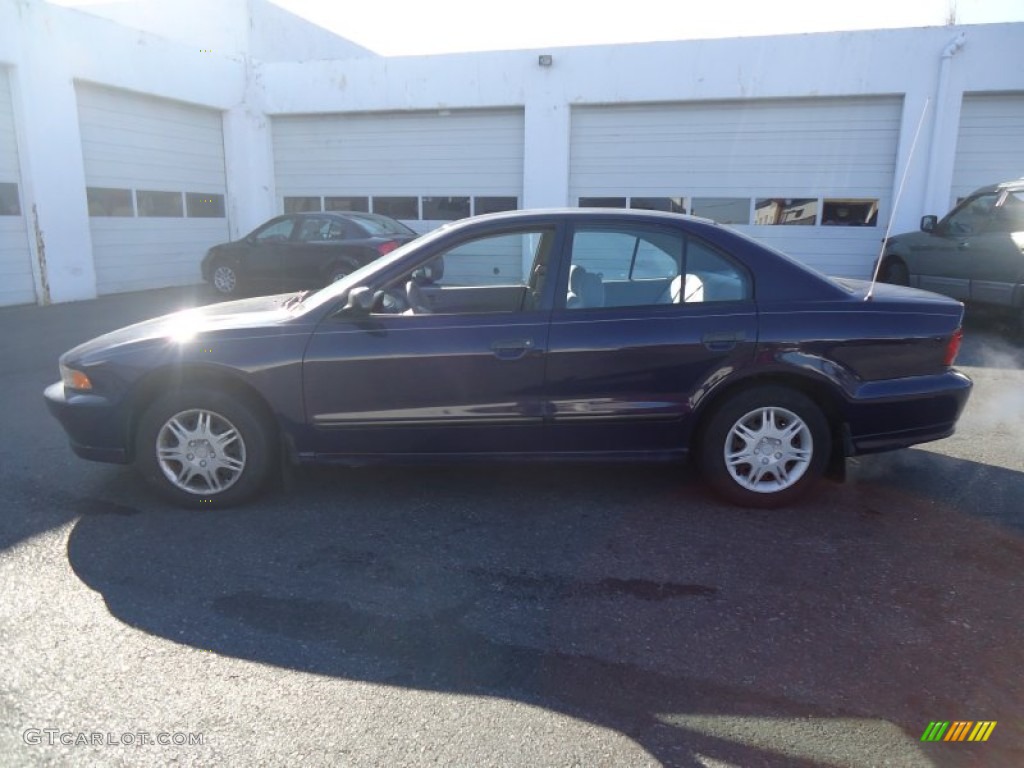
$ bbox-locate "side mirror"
[920,215,938,233]
[343,286,376,314]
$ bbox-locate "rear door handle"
[701,331,746,351]
[490,339,535,359]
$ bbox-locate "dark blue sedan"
[45,209,972,508]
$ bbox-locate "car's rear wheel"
[136,388,274,508]
[880,258,909,286]
[699,386,830,508]
[327,259,360,285]
[211,262,241,296]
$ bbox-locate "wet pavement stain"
[471,569,717,601]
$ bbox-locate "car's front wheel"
[210,262,241,296]
[880,258,909,286]
[699,386,830,508]
[136,388,274,508]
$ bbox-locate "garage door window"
[0,182,22,216]
[325,196,369,212]
[284,196,322,213]
[136,190,183,218]
[755,198,817,226]
[822,199,878,226]
[630,197,686,213]
[579,197,627,208]
[373,197,419,219]
[691,198,751,224]
[185,193,225,218]
[422,196,470,220]
[87,188,133,217]
[474,197,518,215]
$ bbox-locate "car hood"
[885,230,931,248]
[64,294,297,362]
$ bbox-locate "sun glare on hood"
[165,309,205,343]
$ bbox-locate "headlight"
[60,363,93,391]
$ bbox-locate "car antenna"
[866,98,931,301]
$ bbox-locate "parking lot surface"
[1,287,1022,767]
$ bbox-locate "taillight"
[943,327,963,366]
[376,240,399,256]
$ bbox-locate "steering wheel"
[377,288,408,314]
[405,280,433,314]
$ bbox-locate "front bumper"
[44,381,131,464]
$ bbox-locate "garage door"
[0,68,36,306]
[570,97,903,278]
[952,92,1024,204]
[272,109,524,283]
[76,83,229,294]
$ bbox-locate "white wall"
[0,0,1021,304]
[259,24,1024,238]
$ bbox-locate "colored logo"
[921,721,996,742]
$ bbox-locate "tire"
[698,386,831,509]
[327,259,360,285]
[135,387,275,508]
[880,258,909,286]
[210,262,241,297]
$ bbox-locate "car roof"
[969,178,1024,196]
[477,206,713,221]
[289,211,366,219]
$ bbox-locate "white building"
[0,0,1021,306]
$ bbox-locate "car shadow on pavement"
[65,458,1024,767]
[0,285,223,552]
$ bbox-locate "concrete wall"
[0,0,1021,304]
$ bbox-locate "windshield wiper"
[281,290,313,309]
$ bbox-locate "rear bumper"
[844,369,972,454]
[44,382,131,464]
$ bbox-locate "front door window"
[373,229,556,315]
[944,193,1000,236]
[254,218,296,243]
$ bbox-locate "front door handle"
[702,331,746,351]
[490,339,535,359]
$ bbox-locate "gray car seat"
[566,264,606,309]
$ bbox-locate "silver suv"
[880,179,1024,328]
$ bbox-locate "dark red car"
[201,211,418,297]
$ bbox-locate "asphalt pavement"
[1,287,1022,767]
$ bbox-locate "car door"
[244,216,297,289]
[912,192,1001,300]
[301,224,563,457]
[967,190,1024,307]
[543,220,758,454]
[287,215,349,287]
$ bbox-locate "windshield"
[296,222,456,313]
[347,213,418,237]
